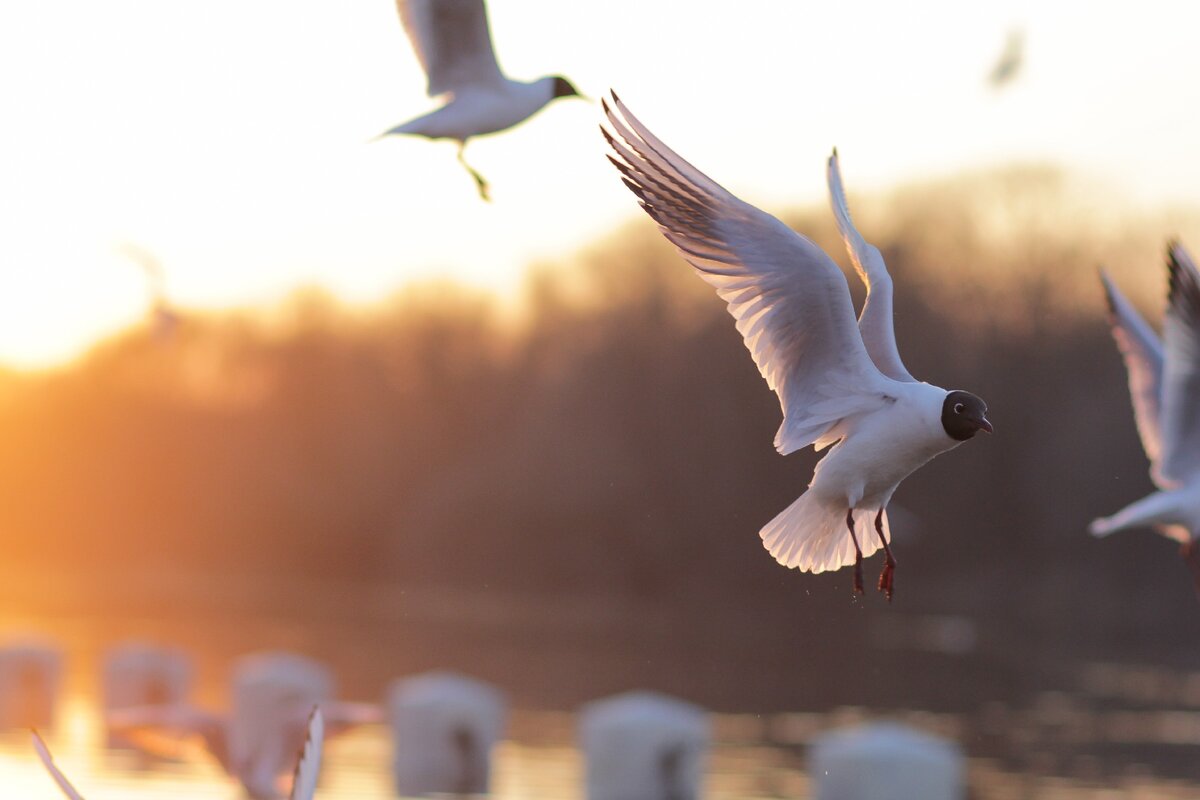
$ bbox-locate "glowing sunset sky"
[1,0,1199,367]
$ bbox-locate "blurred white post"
[102,641,193,711]
[0,638,63,730]
[229,651,333,773]
[579,691,709,800]
[387,671,507,797]
[808,722,965,800]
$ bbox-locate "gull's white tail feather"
[760,491,888,572]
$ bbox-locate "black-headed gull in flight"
[32,708,327,800]
[1092,243,1200,591]
[601,93,991,600]
[378,0,583,201]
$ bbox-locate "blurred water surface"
[3,608,1200,800]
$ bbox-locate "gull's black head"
[551,76,582,100]
[942,391,992,441]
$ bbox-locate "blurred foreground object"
[1092,242,1200,594]
[388,671,506,796]
[33,708,326,800]
[376,0,584,200]
[987,28,1024,90]
[0,637,62,729]
[579,691,709,800]
[31,731,84,800]
[103,641,193,750]
[808,722,964,800]
[103,640,193,712]
[109,650,380,799]
[116,242,181,341]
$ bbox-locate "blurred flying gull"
[377,0,584,201]
[116,243,180,340]
[106,653,379,799]
[601,92,992,600]
[1092,243,1200,594]
[32,708,326,800]
[987,28,1024,90]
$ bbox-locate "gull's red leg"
[874,509,897,602]
[1181,541,1200,601]
[846,509,864,595]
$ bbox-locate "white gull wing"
[1098,269,1167,485]
[826,150,915,383]
[1161,242,1200,484]
[601,93,897,455]
[289,708,324,800]
[32,732,86,800]
[395,0,504,97]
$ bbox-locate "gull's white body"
[1092,245,1200,555]
[764,377,959,572]
[385,78,561,141]
[602,95,986,579]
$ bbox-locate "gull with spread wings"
[601,93,992,600]
[378,0,584,200]
[1092,243,1200,592]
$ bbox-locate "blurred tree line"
[3,165,1200,708]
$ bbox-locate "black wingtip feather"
[621,176,649,201]
[1167,241,1200,324]
[610,89,621,103]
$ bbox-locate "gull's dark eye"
[954,403,964,414]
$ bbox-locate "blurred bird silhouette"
[116,243,180,340]
[377,0,584,201]
[1092,242,1200,595]
[987,29,1024,90]
[601,92,991,600]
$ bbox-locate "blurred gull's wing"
[395,0,504,97]
[289,708,324,800]
[827,151,915,383]
[1099,270,1166,484]
[107,704,232,772]
[32,732,86,800]
[312,701,384,737]
[602,93,895,456]
[1160,242,1200,483]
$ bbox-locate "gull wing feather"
[289,708,324,800]
[1160,242,1200,483]
[827,150,915,382]
[32,732,86,800]
[395,0,504,96]
[602,93,896,455]
[1099,269,1167,485]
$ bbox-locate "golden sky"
[2,0,1199,367]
